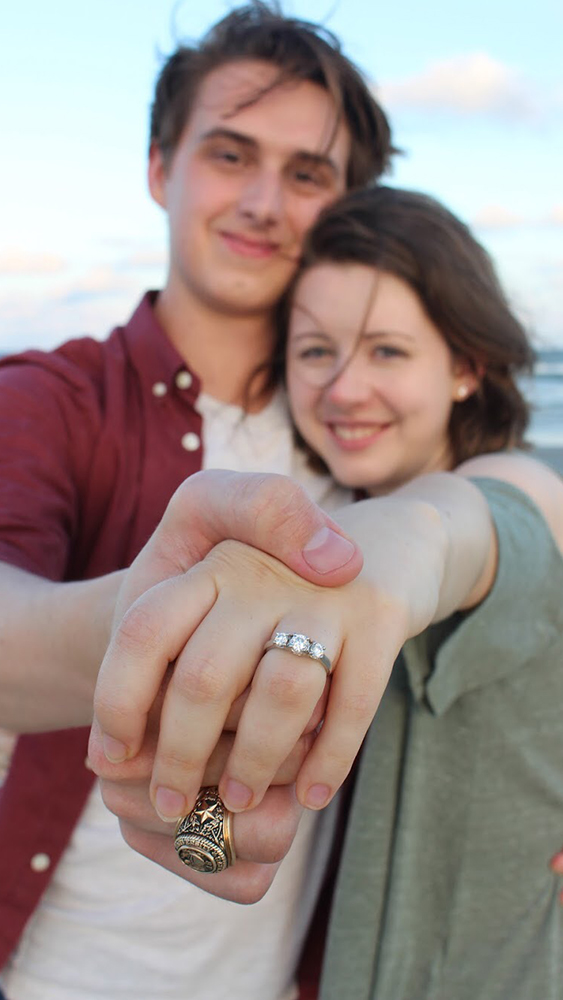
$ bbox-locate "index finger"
[93,566,217,764]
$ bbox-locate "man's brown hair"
[150,1,396,188]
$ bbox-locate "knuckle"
[94,691,136,730]
[239,789,301,863]
[113,600,163,657]
[226,865,279,904]
[174,655,228,706]
[86,739,109,778]
[246,474,315,540]
[276,734,312,780]
[99,780,135,820]
[265,821,299,863]
[235,740,274,775]
[157,744,200,775]
[338,689,374,727]
[262,665,312,710]
[317,743,354,778]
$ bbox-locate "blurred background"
[0,0,561,441]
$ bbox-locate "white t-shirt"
[1,390,350,1000]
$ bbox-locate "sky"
[1,0,561,354]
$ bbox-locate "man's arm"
[0,563,121,731]
[0,472,362,732]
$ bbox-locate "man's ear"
[148,143,167,208]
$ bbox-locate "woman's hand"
[90,468,362,843]
[93,489,467,822]
[94,537,399,821]
[92,469,495,828]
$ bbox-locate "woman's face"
[286,263,476,495]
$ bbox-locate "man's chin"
[207,284,293,319]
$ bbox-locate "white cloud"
[378,53,537,120]
[472,205,525,230]
[60,267,131,300]
[544,205,563,226]
[0,249,66,276]
[0,268,147,352]
[119,249,167,270]
[472,204,563,231]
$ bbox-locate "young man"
[0,5,393,997]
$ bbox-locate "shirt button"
[181,432,201,452]
[175,370,193,390]
[152,381,168,397]
[30,852,51,873]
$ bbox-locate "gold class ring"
[174,787,236,873]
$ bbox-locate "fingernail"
[102,734,128,763]
[302,527,356,574]
[155,786,186,822]
[305,783,331,809]
[223,779,253,811]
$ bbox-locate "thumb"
[120,470,362,615]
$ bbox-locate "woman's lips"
[219,231,279,258]
[327,422,392,450]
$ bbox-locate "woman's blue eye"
[299,346,334,360]
[373,345,404,359]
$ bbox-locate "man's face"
[149,60,351,318]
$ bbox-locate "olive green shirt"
[320,480,563,1000]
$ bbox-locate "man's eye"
[295,170,317,184]
[292,167,329,188]
[210,147,243,165]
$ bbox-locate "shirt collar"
[120,291,201,403]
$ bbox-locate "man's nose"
[238,169,284,226]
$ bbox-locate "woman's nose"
[324,356,376,405]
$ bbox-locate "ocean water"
[520,349,563,448]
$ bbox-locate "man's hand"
[88,686,314,902]
[113,469,363,624]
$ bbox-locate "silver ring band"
[264,631,332,676]
[174,787,235,873]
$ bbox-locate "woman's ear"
[452,361,481,402]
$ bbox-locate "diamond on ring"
[264,632,333,676]
[289,633,310,655]
[309,642,325,659]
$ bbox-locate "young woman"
[93,188,563,999]
[284,184,532,494]
[282,186,563,999]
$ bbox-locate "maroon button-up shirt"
[0,294,333,996]
[0,293,205,964]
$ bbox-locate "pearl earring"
[457,385,469,400]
